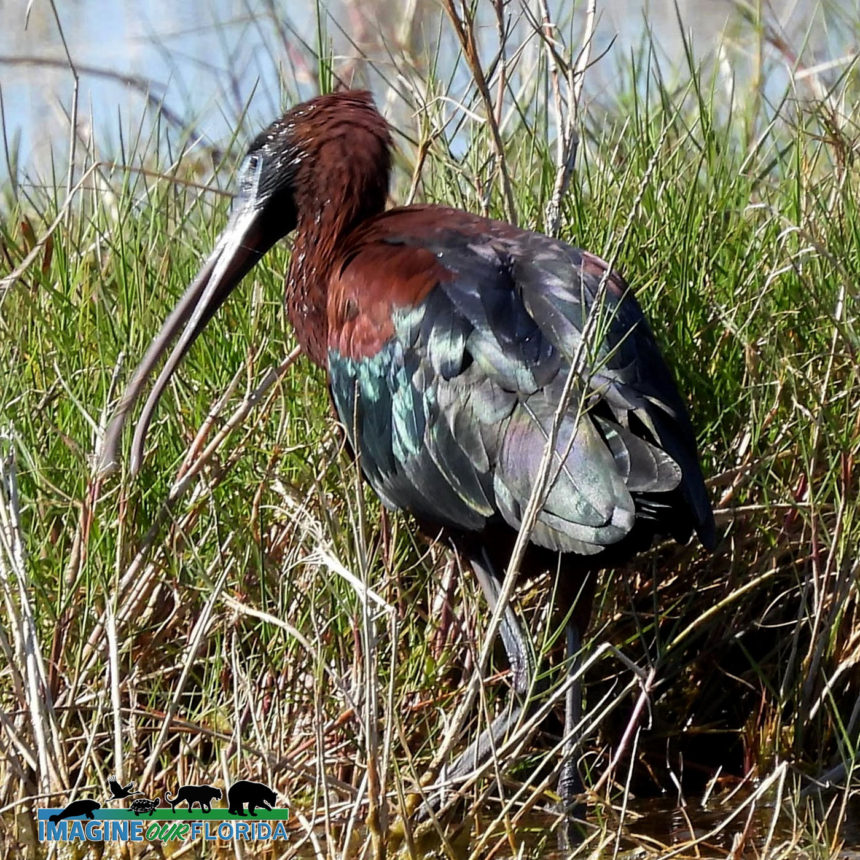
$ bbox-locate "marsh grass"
[0,1,858,857]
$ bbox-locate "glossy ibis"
[101,90,715,835]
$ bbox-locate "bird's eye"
[239,153,264,200]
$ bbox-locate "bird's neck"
[286,172,388,368]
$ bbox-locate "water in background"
[0,0,855,190]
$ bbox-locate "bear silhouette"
[227,780,277,816]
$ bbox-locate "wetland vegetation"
[0,0,858,856]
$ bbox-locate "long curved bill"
[99,196,278,475]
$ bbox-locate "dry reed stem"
[439,0,518,224]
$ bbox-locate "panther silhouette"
[164,784,222,813]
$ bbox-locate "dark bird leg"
[418,546,540,823]
[426,547,554,814]
[431,547,592,847]
[558,617,586,850]
[553,567,597,846]
[470,560,590,851]
[469,547,535,699]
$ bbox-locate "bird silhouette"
[100,91,715,839]
[104,775,143,801]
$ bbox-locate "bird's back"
[325,205,715,559]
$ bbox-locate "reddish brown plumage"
[327,241,449,359]
[282,92,391,365]
[580,250,630,298]
[280,99,542,366]
[320,199,551,361]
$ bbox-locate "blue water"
[0,0,307,186]
[0,0,854,188]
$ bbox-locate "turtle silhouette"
[48,799,100,823]
[130,797,160,816]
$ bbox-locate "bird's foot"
[556,757,588,851]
